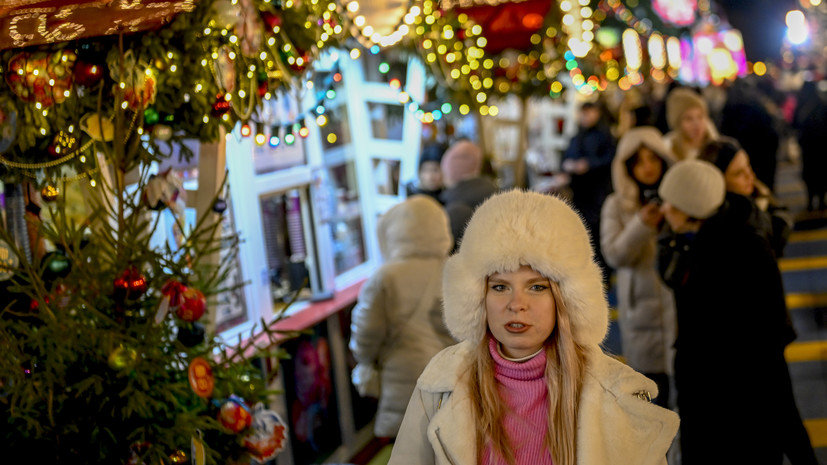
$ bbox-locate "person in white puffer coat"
[349,195,456,439]
[600,126,677,408]
[389,190,679,465]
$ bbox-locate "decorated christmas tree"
[0,0,348,463]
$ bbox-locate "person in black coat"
[656,160,817,465]
[562,101,616,285]
[793,81,827,211]
[719,78,781,192]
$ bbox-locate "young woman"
[699,136,792,258]
[657,160,815,465]
[662,87,717,161]
[600,126,677,408]
[389,190,679,465]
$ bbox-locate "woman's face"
[632,147,664,186]
[660,202,692,233]
[486,265,556,359]
[724,150,755,196]
[678,106,708,146]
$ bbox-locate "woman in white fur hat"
[389,190,679,465]
[600,126,677,409]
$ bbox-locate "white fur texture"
[442,189,609,350]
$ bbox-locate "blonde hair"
[467,280,588,465]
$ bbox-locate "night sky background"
[714,0,799,61]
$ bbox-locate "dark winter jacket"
[562,124,615,227]
[438,176,498,250]
[658,193,799,463]
[659,193,795,355]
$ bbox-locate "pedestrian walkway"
[775,159,827,464]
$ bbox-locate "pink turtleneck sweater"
[481,338,553,465]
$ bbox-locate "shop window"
[371,158,401,196]
[259,189,314,303]
[320,162,366,275]
[367,102,405,140]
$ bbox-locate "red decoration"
[175,287,206,322]
[211,95,231,117]
[188,357,215,398]
[6,50,76,107]
[448,0,553,55]
[261,11,282,31]
[218,397,253,433]
[73,60,103,87]
[113,266,148,301]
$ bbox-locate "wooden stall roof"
[0,0,197,50]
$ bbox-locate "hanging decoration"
[243,403,289,463]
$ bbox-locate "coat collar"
[416,344,679,465]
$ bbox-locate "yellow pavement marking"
[804,418,827,448]
[779,255,827,272]
[790,229,827,243]
[784,340,827,363]
[786,293,827,310]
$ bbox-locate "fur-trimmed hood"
[442,190,609,351]
[612,126,676,213]
[377,195,453,261]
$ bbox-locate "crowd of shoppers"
[350,75,821,464]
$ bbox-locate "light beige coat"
[349,196,455,437]
[389,341,680,465]
[601,127,677,375]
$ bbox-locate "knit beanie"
[441,140,483,186]
[442,190,608,351]
[658,159,725,219]
[666,87,708,130]
[698,136,742,174]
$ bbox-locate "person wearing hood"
[600,126,677,409]
[438,139,499,251]
[656,160,815,465]
[349,195,456,440]
[389,190,679,465]
[699,136,792,258]
[662,87,718,161]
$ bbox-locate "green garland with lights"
[0,0,347,185]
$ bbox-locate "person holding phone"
[600,126,677,408]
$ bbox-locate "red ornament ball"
[218,399,253,433]
[114,266,148,301]
[74,60,104,87]
[175,287,206,322]
[211,95,231,117]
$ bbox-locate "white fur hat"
[658,159,726,220]
[442,190,609,350]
